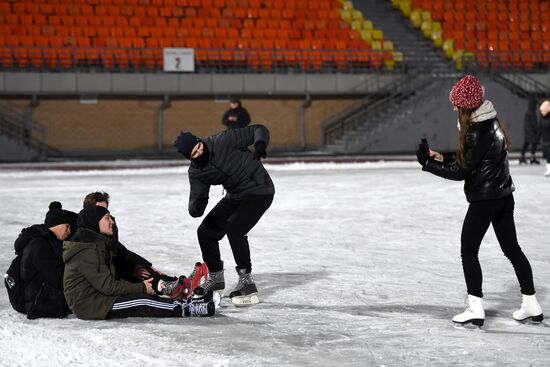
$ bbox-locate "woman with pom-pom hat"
[415,75,543,327]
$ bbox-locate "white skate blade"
[213,291,222,310]
[231,293,260,306]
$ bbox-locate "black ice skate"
[229,268,259,306]
[193,262,225,297]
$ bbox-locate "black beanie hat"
[44,201,73,228]
[77,206,110,234]
[174,132,200,159]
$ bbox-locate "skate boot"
[188,262,204,293]
[229,268,259,306]
[519,156,528,165]
[513,294,544,322]
[160,275,191,299]
[193,262,224,297]
[452,295,485,326]
[530,157,540,165]
[544,163,550,177]
[183,292,216,317]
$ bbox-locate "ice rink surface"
[0,160,548,367]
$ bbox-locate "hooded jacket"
[188,124,275,217]
[17,224,71,319]
[63,227,145,320]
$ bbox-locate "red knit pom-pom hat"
[449,75,484,110]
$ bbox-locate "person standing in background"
[519,96,541,165]
[539,100,550,176]
[222,97,251,130]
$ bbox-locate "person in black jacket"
[416,75,543,327]
[174,125,275,305]
[519,96,541,165]
[222,97,251,130]
[538,100,550,176]
[18,201,76,319]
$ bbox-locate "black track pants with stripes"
[106,294,183,319]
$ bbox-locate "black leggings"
[461,194,535,297]
[197,194,274,273]
[106,294,183,319]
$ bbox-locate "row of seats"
[0,47,389,71]
[1,0,336,13]
[0,0,391,71]
[394,0,549,70]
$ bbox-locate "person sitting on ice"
[62,205,217,320]
[81,191,207,298]
[15,201,76,319]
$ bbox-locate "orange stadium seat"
[0,0,393,71]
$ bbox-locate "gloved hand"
[416,138,430,167]
[253,141,267,160]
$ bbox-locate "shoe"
[519,157,528,165]
[193,263,225,296]
[544,163,550,177]
[530,157,540,165]
[452,295,485,326]
[513,294,544,322]
[229,268,259,305]
[183,293,216,317]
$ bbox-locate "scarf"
[470,100,497,123]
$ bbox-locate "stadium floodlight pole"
[157,95,171,153]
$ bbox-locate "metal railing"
[323,73,431,145]
[0,46,401,73]
[0,103,57,159]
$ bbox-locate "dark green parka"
[62,228,145,320]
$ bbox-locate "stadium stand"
[0,0,402,72]
[393,0,550,71]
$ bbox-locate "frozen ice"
[0,160,548,366]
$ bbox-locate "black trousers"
[106,294,182,319]
[461,194,535,298]
[520,141,537,157]
[197,194,274,273]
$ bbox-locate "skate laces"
[188,263,200,281]
[189,301,210,316]
[236,273,253,289]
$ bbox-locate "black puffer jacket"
[17,225,71,319]
[423,118,514,202]
[188,124,275,217]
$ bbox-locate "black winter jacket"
[222,105,251,129]
[16,225,71,319]
[423,118,514,202]
[188,125,275,217]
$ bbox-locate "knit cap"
[44,201,73,228]
[77,206,110,234]
[449,75,484,110]
[174,132,200,159]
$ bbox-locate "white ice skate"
[544,163,550,177]
[230,268,260,306]
[452,295,485,327]
[513,294,544,322]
